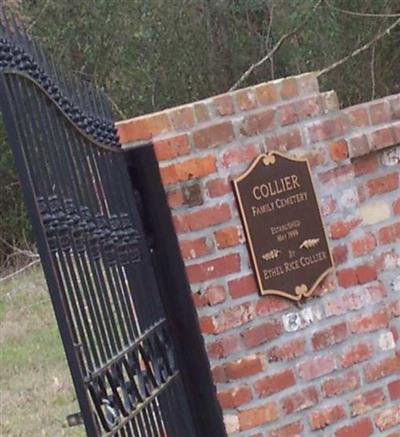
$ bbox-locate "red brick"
[308,118,342,143]
[347,106,369,127]
[267,338,305,362]
[212,302,255,334]
[221,143,259,167]
[350,134,369,157]
[186,253,240,284]
[206,178,230,198]
[350,387,385,417]
[214,95,235,116]
[207,334,241,359]
[374,405,400,431]
[367,172,399,196]
[335,418,374,437]
[153,134,190,161]
[214,226,243,249]
[394,198,400,215]
[379,223,400,245]
[321,195,337,217]
[193,121,235,149]
[341,341,373,368]
[169,105,195,130]
[238,403,278,431]
[268,420,304,437]
[297,354,336,381]
[117,113,172,144]
[388,379,400,400]
[353,154,379,176]
[351,309,388,334]
[240,109,275,136]
[329,139,349,161]
[254,369,296,398]
[211,364,226,383]
[322,370,360,398]
[330,218,361,239]
[309,405,346,430]
[174,203,231,233]
[225,355,264,380]
[281,386,319,415]
[312,322,348,351]
[255,83,278,105]
[279,103,298,126]
[332,245,348,265]
[179,237,213,260]
[266,129,302,151]
[193,285,226,308]
[280,77,298,99]
[199,315,216,334]
[296,96,321,119]
[255,297,291,317]
[241,320,283,348]
[193,103,209,122]
[352,233,377,257]
[364,356,400,383]
[228,274,257,299]
[337,268,358,288]
[236,89,257,111]
[167,188,184,209]
[319,164,353,185]
[160,155,216,185]
[371,127,395,150]
[217,385,252,408]
[370,101,391,124]
[355,264,377,284]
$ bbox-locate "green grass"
[0,266,85,436]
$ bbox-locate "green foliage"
[0,0,399,263]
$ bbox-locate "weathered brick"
[268,420,304,437]
[353,154,380,176]
[319,163,353,184]
[174,203,231,233]
[169,105,195,130]
[335,418,374,437]
[206,178,231,198]
[308,118,344,143]
[207,334,241,359]
[352,233,377,257]
[312,322,348,350]
[238,403,278,431]
[193,121,235,149]
[297,354,336,381]
[228,274,258,299]
[355,264,378,284]
[347,106,369,127]
[255,296,291,316]
[350,387,385,417]
[388,379,400,400]
[367,172,399,196]
[337,268,358,288]
[351,309,388,333]
[265,129,302,151]
[214,225,243,249]
[160,155,216,185]
[267,338,305,362]
[214,95,235,116]
[329,139,349,161]
[240,109,275,136]
[236,89,257,111]
[374,405,400,431]
[212,302,255,334]
[280,77,298,99]
[309,405,346,430]
[153,133,190,161]
[225,355,264,380]
[254,369,296,398]
[179,237,213,260]
[193,102,209,122]
[370,101,391,124]
[370,127,395,150]
[341,341,373,368]
[241,320,283,348]
[332,245,348,265]
[186,253,240,284]
[296,96,321,119]
[221,143,259,167]
[279,103,298,126]
[117,112,172,143]
[281,386,319,415]
[217,385,252,408]
[350,134,370,157]
[255,82,278,105]
[167,188,184,209]
[198,285,226,307]
[322,370,360,398]
[330,218,361,239]
[364,356,400,383]
[379,223,400,245]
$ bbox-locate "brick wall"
[117,73,400,436]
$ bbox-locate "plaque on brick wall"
[233,152,333,301]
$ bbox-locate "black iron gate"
[0,13,225,437]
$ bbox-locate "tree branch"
[325,0,400,18]
[229,0,323,91]
[317,17,400,77]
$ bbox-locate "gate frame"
[126,143,227,437]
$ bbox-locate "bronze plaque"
[233,152,333,301]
